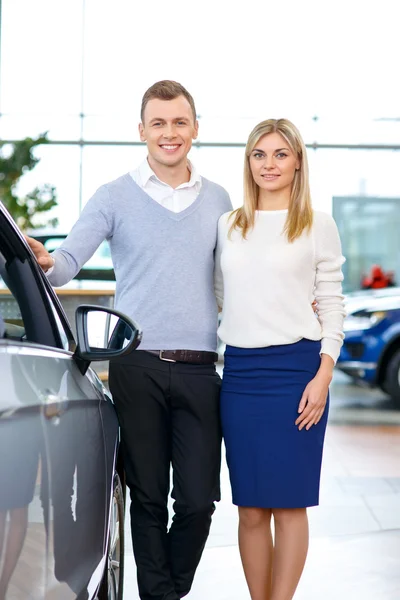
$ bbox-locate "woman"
[215,118,345,600]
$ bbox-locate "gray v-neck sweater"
[49,173,232,351]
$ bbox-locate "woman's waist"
[222,339,322,380]
[225,338,321,356]
[218,312,322,347]
[219,296,318,327]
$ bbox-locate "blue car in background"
[336,288,400,407]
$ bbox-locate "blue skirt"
[220,339,329,508]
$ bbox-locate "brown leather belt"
[145,350,218,364]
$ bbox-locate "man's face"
[139,96,199,170]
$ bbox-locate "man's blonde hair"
[229,118,313,242]
[141,80,197,123]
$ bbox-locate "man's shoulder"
[102,172,133,194]
[84,174,144,217]
[201,176,228,196]
[200,177,232,210]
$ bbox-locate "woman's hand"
[295,354,334,431]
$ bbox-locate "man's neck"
[147,156,191,189]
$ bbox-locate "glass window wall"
[1,0,399,294]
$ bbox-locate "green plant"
[0,132,58,231]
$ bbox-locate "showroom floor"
[123,373,400,600]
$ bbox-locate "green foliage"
[0,133,58,231]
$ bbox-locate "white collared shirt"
[130,158,202,213]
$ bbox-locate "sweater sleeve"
[314,213,346,364]
[214,214,229,309]
[47,185,114,287]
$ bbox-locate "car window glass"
[0,251,27,341]
[44,289,71,351]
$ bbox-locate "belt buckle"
[159,350,176,363]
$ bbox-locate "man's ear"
[193,120,199,140]
[139,122,146,142]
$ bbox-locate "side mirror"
[74,305,142,374]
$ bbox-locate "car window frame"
[38,268,76,351]
[0,207,75,351]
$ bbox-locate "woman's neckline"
[256,208,288,214]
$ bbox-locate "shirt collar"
[137,158,201,189]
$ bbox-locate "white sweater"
[214,209,346,364]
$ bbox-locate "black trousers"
[109,351,222,600]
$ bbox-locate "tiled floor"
[123,424,400,599]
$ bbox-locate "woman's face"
[249,132,300,195]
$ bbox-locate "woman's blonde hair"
[229,118,313,242]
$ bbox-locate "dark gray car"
[0,203,142,600]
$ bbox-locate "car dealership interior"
[1,1,400,599]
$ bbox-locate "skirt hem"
[232,499,319,509]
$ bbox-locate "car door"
[0,207,118,600]
[0,247,52,600]
[39,349,113,600]
[0,350,47,600]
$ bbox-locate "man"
[27,80,232,600]
[0,313,5,338]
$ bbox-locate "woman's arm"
[295,213,346,430]
[295,353,334,430]
[313,213,346,364]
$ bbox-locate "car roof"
[346,294,400,314]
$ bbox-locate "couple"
[27,80,346,600]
